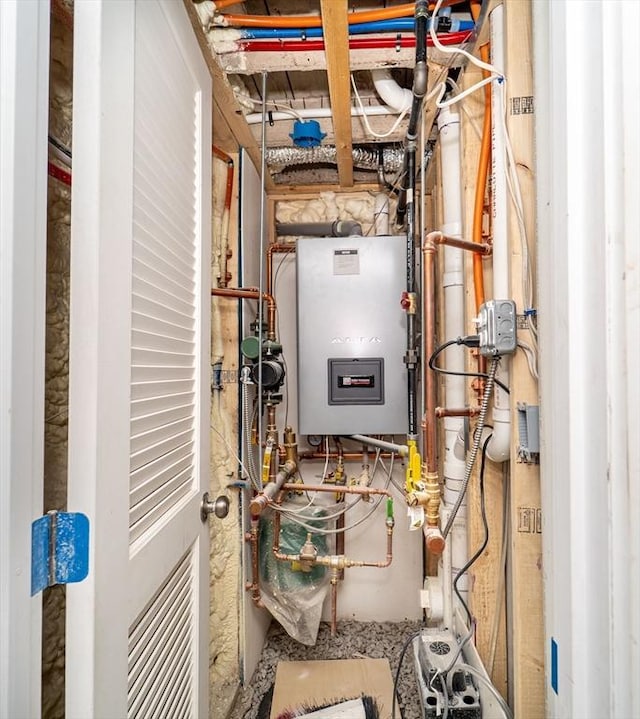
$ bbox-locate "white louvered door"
[66,1,211,717]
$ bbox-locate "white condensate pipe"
[246,70,413,124]
[437,106,469,605]
[371,69,414,112]
[487,4,511,463]
[245,104,400,125]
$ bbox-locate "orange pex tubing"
[218,0,466,28]
[472,43,492,312]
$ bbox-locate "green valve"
[386,498,394,519]
[240,335,261,360]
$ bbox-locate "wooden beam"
[268,184,380,199]
[216,45,468,76]
[502,2,544,716]
[182,0,274,190]
[213,102,237,154]
[457,64,509,700]
[320,0,353,187]
[218,47,419,75]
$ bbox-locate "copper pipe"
[298,451,395,461]
[330,568,339,637]
[422,234,438,475]
[433,232,492,256]
[273,515,394,569]
[250,459,297,516]
[213,146,235,288]
[266,243,297,297]
[211,286,277,341]
[282,483,391,498]
[266,405,278,483]
[245,518,263,607]
[300,450,394,460]
[435,407,481,418]
[421,233,444,552]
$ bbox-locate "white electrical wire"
[517,340,538,379]
[258,100,305,121]
[431,0,539,378]
[276,446,383,519]
[350,74,411,139]
[210,422,256,488]
[275,452,395,535]
[429,0,504,110]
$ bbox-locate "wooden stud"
[502,2,544,715]
[320,0,353,187]
[268,184,381,199]
[458,64,509,699]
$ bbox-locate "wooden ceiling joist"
[320,0,354,187]
[183,0,274,188]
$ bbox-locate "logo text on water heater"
[331,336,382,344]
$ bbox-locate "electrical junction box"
[296,235,408,435]
[477,299,517,357]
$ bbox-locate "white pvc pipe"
[487,4,511,463]
[371,69,413,112]
[437,106,469,604]
[245,104,399,125]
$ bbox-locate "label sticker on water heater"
[333,249,359,275]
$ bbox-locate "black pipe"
[396,0,429,227]
[405,147,418,439]
[275,220,362,237]
[400,0,428,440]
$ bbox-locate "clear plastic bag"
[259,506,331,645]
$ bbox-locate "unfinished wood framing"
[320,0,354,186]
[502,2,544,715]
[457,63,509,701]
[183,0,274,189]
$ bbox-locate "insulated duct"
[265,145,404,174]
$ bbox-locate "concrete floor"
[227,619,424,719]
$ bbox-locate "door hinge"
[31,511,90,596]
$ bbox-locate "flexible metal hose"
[442,357,499,539]
[241,371,260,489]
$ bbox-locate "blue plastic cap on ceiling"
[290,119,326,148]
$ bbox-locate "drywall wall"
[42,14,73,719]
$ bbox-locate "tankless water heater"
[297,235,408,435]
